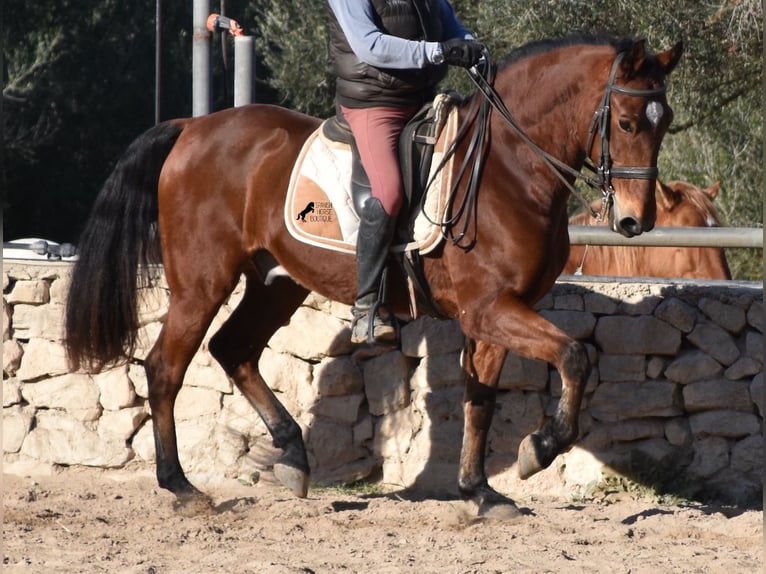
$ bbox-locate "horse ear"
[704,181,721,200]
[656,41,683,75]
[655,179,677,211]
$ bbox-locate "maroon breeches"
[340,105,419,216]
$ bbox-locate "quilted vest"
[328,0,448,108]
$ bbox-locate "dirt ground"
[3,463,763,574]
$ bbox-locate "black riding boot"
[351,197,397,345]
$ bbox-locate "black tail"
[65,121,185,372]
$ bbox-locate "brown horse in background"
[565,179,731,279]
[65,35,682,516]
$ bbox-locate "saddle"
[284,93,461,317]
[285,92,460,256]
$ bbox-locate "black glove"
[441,39,484,68]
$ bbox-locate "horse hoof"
[517,433,545,479]
[274,463,309,498]
[477,500,524,522]
[172,491,214,516]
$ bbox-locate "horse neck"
[490,45,611,169]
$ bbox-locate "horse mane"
[496,34,635,71]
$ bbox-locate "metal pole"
[154,0,162,124]
[192,0,211,117]
[234,36,254,107]
[568,226,763,249]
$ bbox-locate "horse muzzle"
[609,203,656,238]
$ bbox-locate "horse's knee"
[560,340,590,387]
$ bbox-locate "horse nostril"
[618,217,642,237]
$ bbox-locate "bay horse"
[65,35,682,515]
[565,179,731,278]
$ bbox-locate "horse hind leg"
[208,272,310,497]
[144,295,224,508]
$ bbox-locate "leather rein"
[427,48,668,248]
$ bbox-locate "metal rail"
[568,226,763,248]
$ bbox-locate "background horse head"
[65,35,682,516]
[565,179,731,279]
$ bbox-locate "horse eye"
[618,119,633,133]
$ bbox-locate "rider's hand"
[441,39,484,68]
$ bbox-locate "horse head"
[590,39,683,237]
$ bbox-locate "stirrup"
[351,300,398,345]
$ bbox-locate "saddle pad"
[284,108,458,255]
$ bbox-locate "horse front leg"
[461,295,590,482]
[517,336,590,479]
[458,338,522,518]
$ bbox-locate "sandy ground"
[3,463,763,574]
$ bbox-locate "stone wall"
[3,261,763,504]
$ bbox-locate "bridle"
[428,47,668,248]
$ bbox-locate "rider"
[326,0,483,347]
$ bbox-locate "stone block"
[7,280,50,304]
[598,354,645,382]
[664,350,723,384]
[583,292,619,315]
[313,355,363,396]
[698,297,747,334]
[589,381,682,422]
[259,346,313,395]
[3,298,10,340]
[400,316,464,358]
[2,406,34,453]
[682,380,752,413]
[687,436,729,478]
[745,331,763,363]
[595,316,681,355]
[553,293,584,311]
[539,309,596,340]
[363,351,411,416]
[184,363,232,394]
[3,377,22,407]
[749,372,763,417]
[373,408,420,460]
[493,390,545,438]
[309,393,364,424]
[724,357,762,381]
[687,322,740,366]
[646,356,668,379]
[268,306,352,360]
[654,297,697,333]
[730,434,763,475]
[410,353,463,390]
[94,367,137,410]
[21,373,101,421]
[689,410,760,438]
[307,417,365,471]
[174,386,222,420]
[98,407,149,441]
[617,293,661,316]
[498,353,548,391]
[664,418,692,446]
[746,300,763,333]
[21,411,133,467]
[219,391,269,439]
[16,338,69,381]
[3,339,23,377]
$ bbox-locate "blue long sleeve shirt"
[327,0,474,69]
